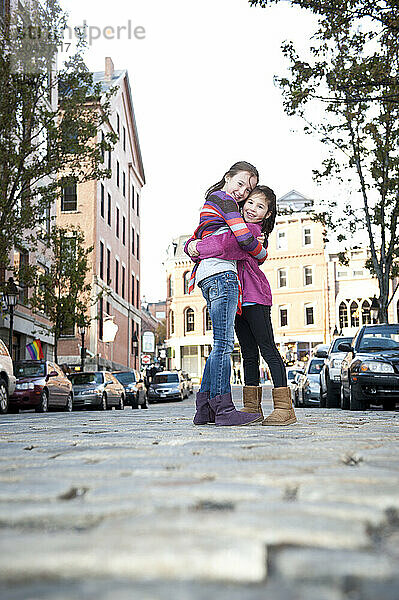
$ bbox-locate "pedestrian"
[233,368,237,384]
[185,161,267,426]
[236,367,242,385]
[192,185,296,426]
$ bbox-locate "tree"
[0,0,116,270]
[249,0,399,322]
[28,226,94,363]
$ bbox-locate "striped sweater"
[184,190,267,293]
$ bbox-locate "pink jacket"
[196,222,272,306]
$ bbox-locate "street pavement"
[0,386,399,600]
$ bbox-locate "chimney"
[104,57,114,82]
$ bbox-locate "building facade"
[57,58,145,371]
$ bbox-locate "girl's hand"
[188,240,199,257]
[257,234,265,244]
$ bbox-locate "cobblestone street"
[1,387,399,599]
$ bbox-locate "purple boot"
[213,393,262,426]
[193,391,215,425]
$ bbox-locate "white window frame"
[279,305,289,328]
[304,303,315,326]
[302,225,312,247]
[276,229,287,250]
[303,265,314,286]
[277,268,287,288]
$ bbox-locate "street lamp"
[78,324,87,372]
[370,296,380,324]
[4,277,19,359]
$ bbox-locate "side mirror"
[338,342,352,353]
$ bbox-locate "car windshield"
[114,372,136,384]
[154,373,179,384]
[331,337,352,352]
[69,373,104,385]
[308,359,324,374]
[15,362,45,378]
[359,326,399,352]
[287,370,299,381]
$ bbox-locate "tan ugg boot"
[241,386,264,419]
[262,387,297,426]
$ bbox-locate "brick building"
[57,58,145,371]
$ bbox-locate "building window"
[361,300,371,325]
[136,233,140,259]
[116,207,120,238]
[350,301,359,327]
[304,266,313,286]
[101,131,105,162]
[131,184,135,210]
[353,270,363,277]
[337,270,348,278]
[305,305,314,325]
[116,113,120,136]
[122,216,126,245]
[108,150,111,170]
[278,268,287,288]
[131,274,135,305]
[339,301,348,329]
[170,310,174,335]
[185,308,195,333]
[99,241,104,280]
[121,266,125,299]
[183,271,190,294]
[204,307,212,331]
[136,192,140,216]
[98,298,103,340]
[123,126,126,151]
[123,172,126,197]
[61,180,77,211]
[167,275,174,297]
[131,227,135,255]
[115,259,119,294]
[276,229,287,250]
[107,193,111,226]
[100,184,104,218]
[116,161,120,187]
[303,227,312,246]
[106,249,111,285]
[279,307,288,327]
[136,279,140,308]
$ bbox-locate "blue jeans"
[199,271,239,399]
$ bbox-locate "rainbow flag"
[26,339,44,360]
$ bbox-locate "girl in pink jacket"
[190,185,297,426]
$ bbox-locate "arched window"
[185,308,195,333]
[361,300,371,325]
[339,301,348,329]
[169,310,174,335]
[183,271,190,295]
[350,301,359,328]
[204,307,212,332]
[167,275,174,298]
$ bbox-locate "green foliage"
[28,226,94,362]
[249,0,399,321]
[0,0,117,268]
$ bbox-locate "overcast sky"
[61,0,332,301]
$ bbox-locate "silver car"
[0,339,16,414]
[320,337,353,408]
[69,371,125,410]
[295,358,325,407]
[147,371,184,403]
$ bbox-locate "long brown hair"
[239,185,277,238]
[205,161,259,199]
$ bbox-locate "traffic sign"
[141,354,151,365]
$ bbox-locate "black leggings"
[235,304,287,388]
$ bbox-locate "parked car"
[313,344,329,358]
[339,324,399,411]
[287,367,304,391]
[291,371,304,407]
[147,371,185,403]
[112,370,147,409]
[0,339,16,414]
[68,371,125,410]
[10,360,73,413]
[320,336,353,408]
[181,371,193,397]
[295,358,325,407]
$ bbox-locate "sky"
[60,0,331,301]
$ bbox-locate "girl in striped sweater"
[185,161,266,426]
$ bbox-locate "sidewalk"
[0,387,398,599]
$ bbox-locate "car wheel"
[349,384,365,411]
[0,379,9,414]
[131,393,139,410]
[9,406,19,414]
[36,390,49,413]
[340,384,349,410]
[326,379,340,408]
[99,394,107,411]
[382,399,396,411]
[65,393,73,412]
[116,395,125,410]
